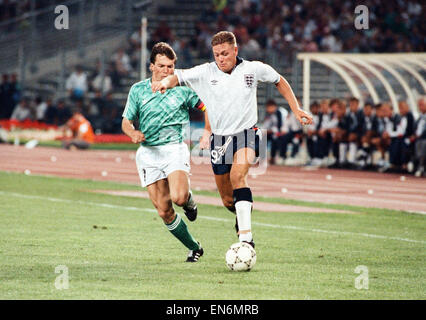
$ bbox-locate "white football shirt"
[176,57,281,135]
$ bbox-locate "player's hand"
[295,109,313,125]
[130,131,145,144]
[199,130,211,149]
[151,80,167,94]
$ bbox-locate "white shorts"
[135,142,191,187]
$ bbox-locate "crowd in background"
[0,0,59,23]
[0,0,425,173]
[262,96,426,176]
[190,0,425,60]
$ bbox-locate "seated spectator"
[10,97,33,121]
[66,65,88,102]
[328,99,348,168]
[262,99,287,165]
[55,99,72,126]
[43,98,57,125]
[357,102,379,168]
[317,99,333,164]
[397,100,416,171]
[377,103,403,172]
[61,108,95,150]
[35,96,47,121]
[371,103,390,168]
[412,97,426,177]
[279,105,303,164]
[345,97,364,167]
[306,101,322,166]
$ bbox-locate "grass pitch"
[0,171,424,299]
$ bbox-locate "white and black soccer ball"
[225,242,256,271]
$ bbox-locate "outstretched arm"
[151,74,179,94]
[275,76,313,125]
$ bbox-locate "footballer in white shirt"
[152,31,313,249]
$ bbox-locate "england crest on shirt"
[244,74,254,88]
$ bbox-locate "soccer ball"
[225,242,256,271]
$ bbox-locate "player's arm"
[151,75,179,94]
[275,76,313,125]
[122,117,145,144]
[200,111,211,150]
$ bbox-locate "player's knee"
[171,191,189,207]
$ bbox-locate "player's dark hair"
[211,31,237,47]
[150,42,177,64]
[349,97,359,103]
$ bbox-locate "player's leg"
[230,147,256,246]
[147,179,203,262]
[167,170,197,221]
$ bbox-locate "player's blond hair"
[211,31,237,47]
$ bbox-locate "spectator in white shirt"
[66,65,88,101]
[11,97,33,121]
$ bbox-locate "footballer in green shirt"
[122,42,206,262]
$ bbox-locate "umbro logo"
[210,80,218,85]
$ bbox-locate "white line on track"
[0,191,424,245]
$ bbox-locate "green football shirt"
[122,78,205,146]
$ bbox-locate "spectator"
[345,97,364,167]
[357,102,379,168]
[262,99,287,165]
[412,97,426,177]
[61,108,95,150]
[66,65,88,102]
[9,73,21,107]
[111,48,132,77]
[35,96,47,121]
[92,71,113,95]
[0,73,13,119]
[398,100,416,171]
[43,98,57,125]
[10,96,33,121]
[55,99,72,126]
[328,99,348,168]
[306,101,322,166]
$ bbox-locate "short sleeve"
[254,61,281,84]
[122,85,138,120]
[175,63,209,88]
[184,88,205,111]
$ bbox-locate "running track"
[0,144,425,214]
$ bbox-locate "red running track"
[0,144,425,214]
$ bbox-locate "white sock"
[339,143,347,163]
[348,143,357,163]
[235,200,253,242]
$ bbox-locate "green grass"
[0,171,424,299]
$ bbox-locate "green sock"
[166,213,199,251]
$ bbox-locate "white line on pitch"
[0,191,424,245]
